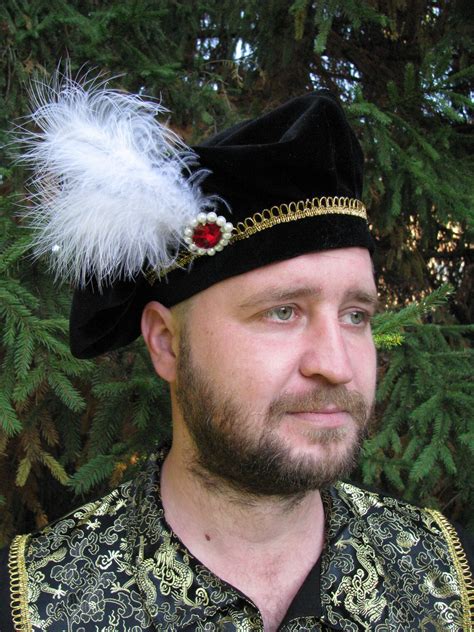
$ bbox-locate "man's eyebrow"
[238,286,380,311]
[238,286,321,310]
[343,289,380,311]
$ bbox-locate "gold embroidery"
[8,534,32,632]
[322,484,469,631]
[217,612,263,631]
[147,196,367,282]
[136,533,209,609]
[332,536,387,624]
[284,619,323,631]
[233,196,366,239]
[425,508,474,631]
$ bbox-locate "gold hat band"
[148,196,367,283]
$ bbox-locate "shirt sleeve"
[0,545,15,632]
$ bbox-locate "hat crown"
[194,91,363,216]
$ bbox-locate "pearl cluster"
[184,211,234,256]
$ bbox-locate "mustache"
[268,384,369,424]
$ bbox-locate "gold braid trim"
[147,196,367,283]
[425,508,474,631]
[8,534,32,632]
[232,195,366,240]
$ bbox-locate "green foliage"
[312,0,388,54]
[361,316,473,529]
[365,287,473,529]
[373,284,453,340]
[68,453,117,495]
[0,0,472,542]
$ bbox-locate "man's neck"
[159,439,326,629]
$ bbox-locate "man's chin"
[192,430,363,499]
[253,425,364,492]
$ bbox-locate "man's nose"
[299,315,353,385]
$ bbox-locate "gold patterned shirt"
[2,447,473,631]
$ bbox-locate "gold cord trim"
[425,508,474,631]
[8,534,32,632]
[147,196,367,283]
[233,196,366,240]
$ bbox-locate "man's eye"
[344,310,367,325]
[267,306,295,321]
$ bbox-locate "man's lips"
[288,405,347,414]
[286,409,351,427]
[269,386,369,430]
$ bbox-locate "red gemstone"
[192,222,222,248]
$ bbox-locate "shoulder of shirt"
[332,480,474,573]
[333,480,433,519]
[10,475,138,570]
[0,478,138,632]
[17,448,164,550]
[2,453,169,632]
[45,477,132,534]
[332,479,450,530]
[333,480,462,526]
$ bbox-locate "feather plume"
[18,74,215,287]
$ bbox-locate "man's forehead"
[194,248,377,309]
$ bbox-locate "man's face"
[174,248,377,498]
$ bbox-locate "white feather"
[18,75,214,287]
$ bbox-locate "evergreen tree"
[0,0,472,544]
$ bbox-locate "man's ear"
[141,301,178,383]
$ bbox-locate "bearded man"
[1,81,472,631]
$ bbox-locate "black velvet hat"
[23,86,373,358]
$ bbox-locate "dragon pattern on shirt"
[7,447,473,631]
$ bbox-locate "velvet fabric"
[70,91,374,358]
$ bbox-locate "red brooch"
[184,212,234,256]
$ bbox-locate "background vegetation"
[0,0,472,545]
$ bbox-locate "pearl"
[216,216,226,226]
[206,211,217,222]
[197,212,207,223]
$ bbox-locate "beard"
[175,330,372,500]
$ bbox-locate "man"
[1,81,472,631]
